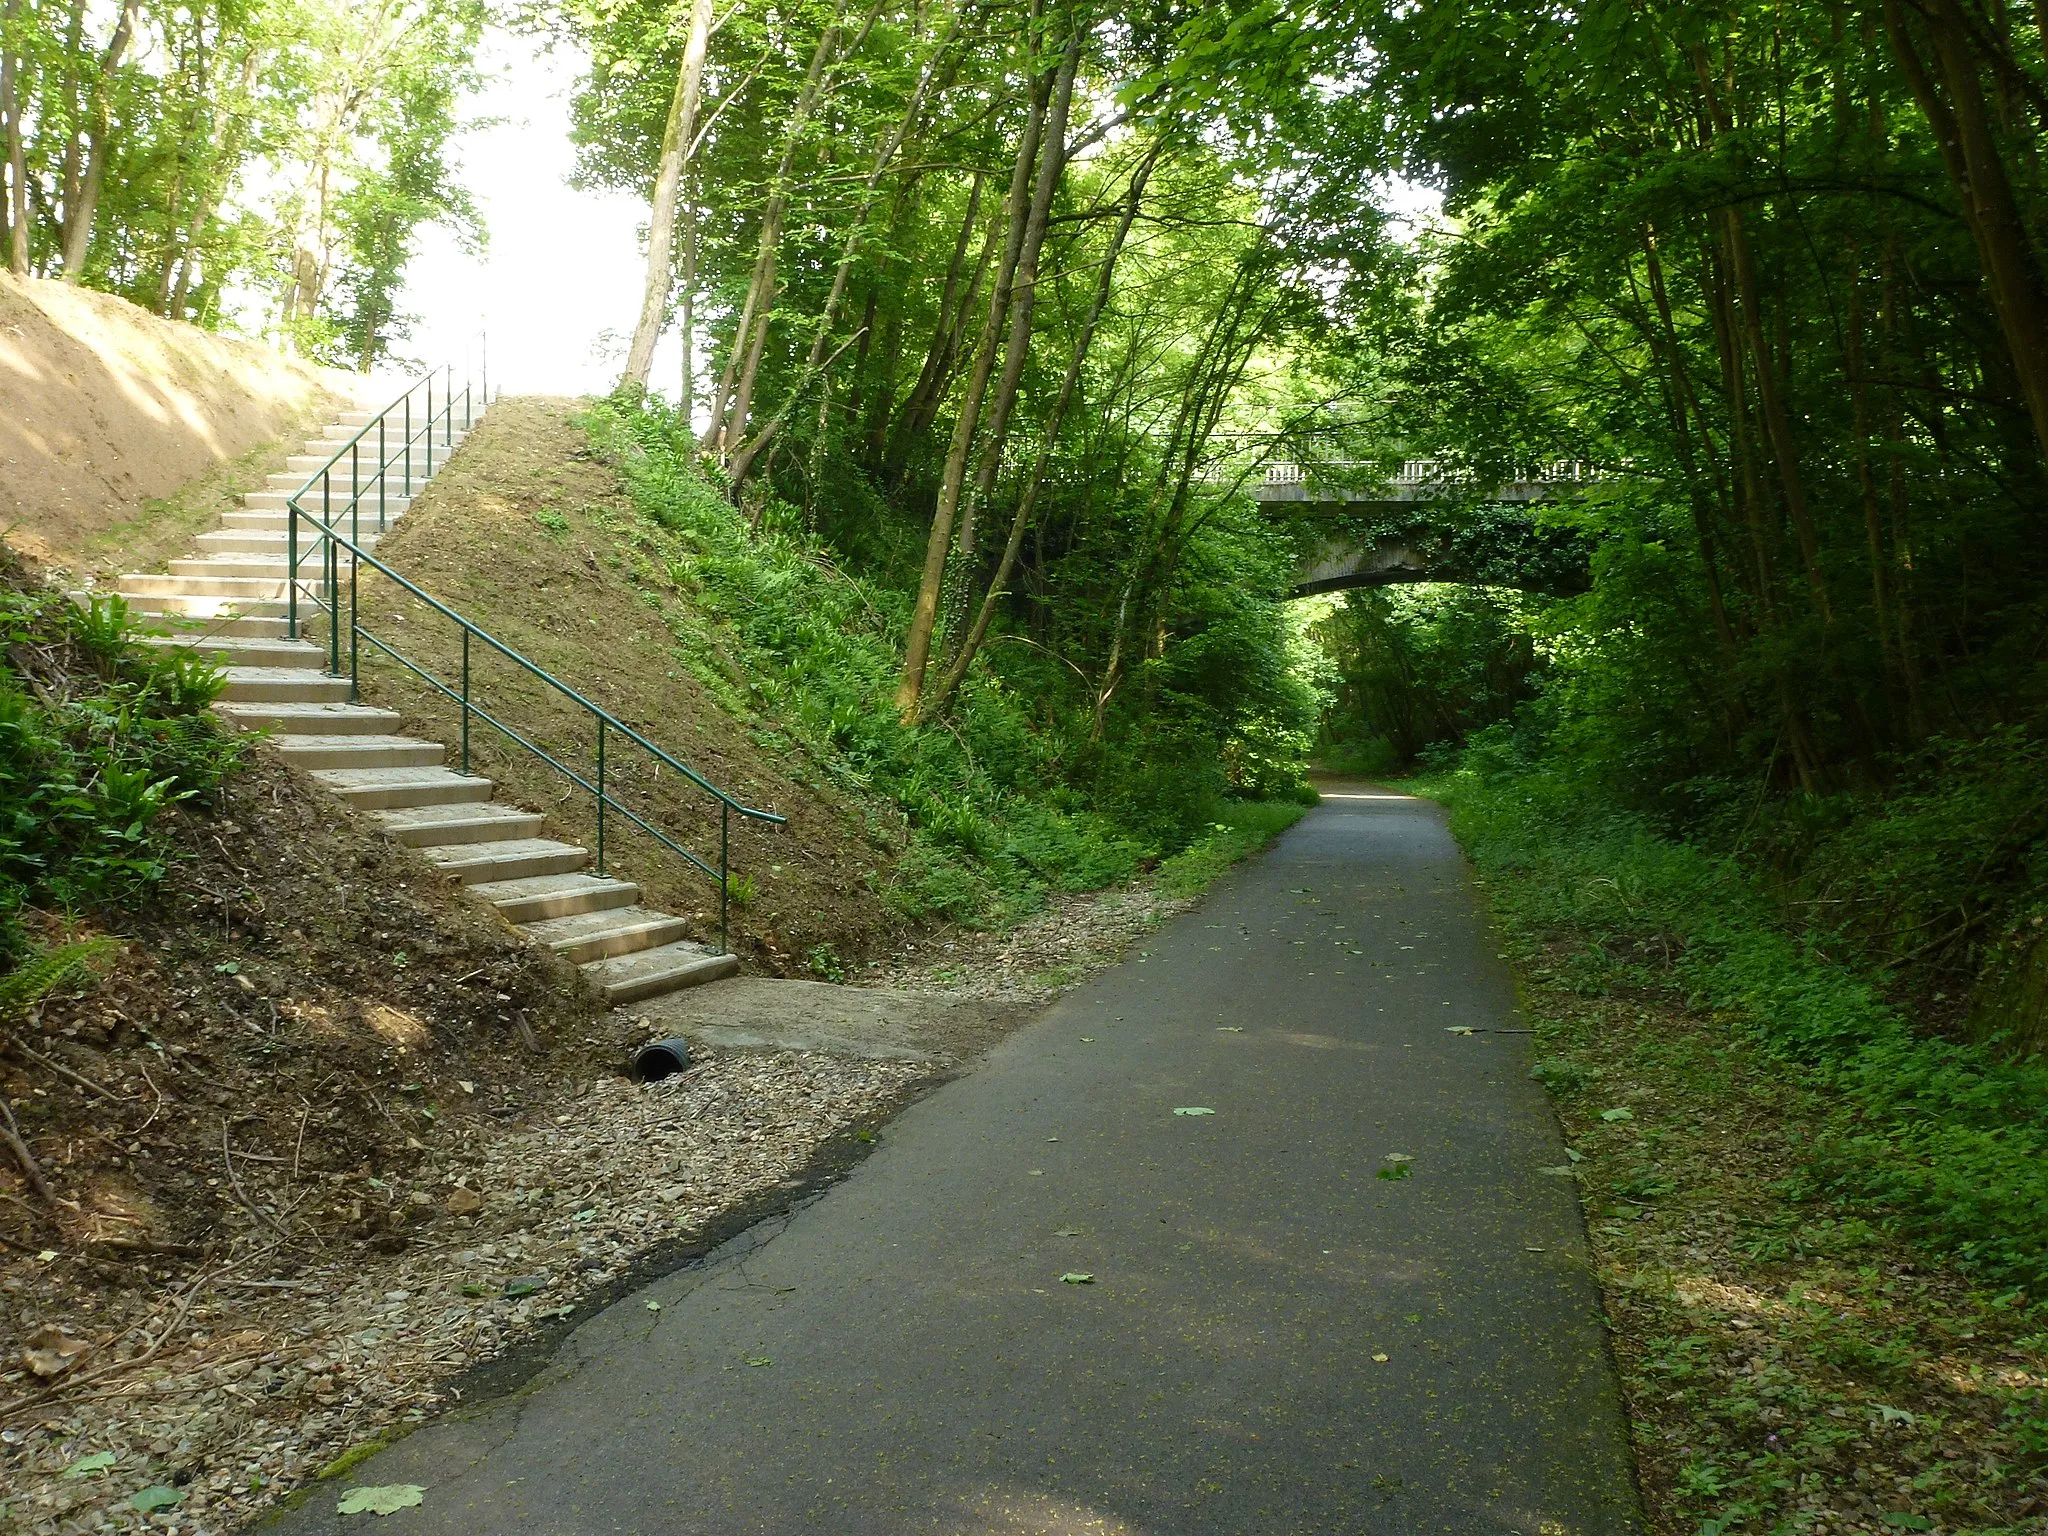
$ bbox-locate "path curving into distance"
[262,782,1642,1535]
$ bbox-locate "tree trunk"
[1884,0,2048,469]
[622,0,715,391]
[726,13,958,492]
[706,16,841,453]
[894,33,1051,721]
[925,140,1156,713]
[0,0,28,275]
[941,26,1081,667]
[888,172,989,469]
[60,0,139,279]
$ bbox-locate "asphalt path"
[264,783,1643,1535]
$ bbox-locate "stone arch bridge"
[1246,460,1608,598]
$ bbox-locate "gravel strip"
[1,1049,922,1534]
[871,885,1194,1004]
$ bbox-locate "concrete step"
[522,906,693,965]
[138,633,326,667]
[311,766,494,810]
[195,530,384,557]
[216,702,402,736]
[168,555,361,580]
[120,573,289,600]
[423,838,589,886]
[267,733,442,769]
[217,668,352,703]
[581,941,737,1005]
[376,802,544,848]
[224,504,408,528]
[132,611,292,638]
[122,593,290,619]
[472,872,641,924]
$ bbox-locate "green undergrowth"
[0,552,241,976]
[577,395,1312,927]
[1414,763,2048,1293]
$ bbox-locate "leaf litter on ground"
[336,1484,425,1516]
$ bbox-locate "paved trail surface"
[267,785,1641,1535]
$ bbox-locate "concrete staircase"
[112,399,739,1007]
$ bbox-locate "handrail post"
[323,470,339,674]
[595,720,606,876]
[287,505,298,639]
[348,549,359,703]
[378,417,387,531]
[351,440,360,554]
[426,377,435,479]
[405,391,413,494]
[460,628,471,774]
[719,802,730,955]
[445,365,453,445]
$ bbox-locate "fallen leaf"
[337,1484,425,1517]
[1216,1026,1243,1032]
[21,1325,88,1379]
[746,1356,773,1367]
[1446,1026,1474,1036]
[502,1275,546,1297]
[1376,1164,1411,1181]
[457,1080,476,1094]
[445,1187,484,1217]
[129,1487,184,1513]
[1537,1165,1577,1178]
[1383,1153,1413,1163]
[1060,1272,1095,1285]
[1599,1107,1634,1122]
[1173,1107,1215,1116]
[1371,1353,1390,1363]
[35,1250,56,1262]
[646,1300,661,1312]
[61,1452,115,1479]
[1054,1228,1082,1237]
[1078,1036,1095,1043]
[1564,1147,1583,1163]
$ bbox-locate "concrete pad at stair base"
[628,976,1020,1064]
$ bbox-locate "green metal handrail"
[283,364,782,955]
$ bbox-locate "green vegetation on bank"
[580,396,1317,925]
[1421,761,2048,1292]
[0,555,241,972]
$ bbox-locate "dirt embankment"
[354,396,909,974]
[0,273,354,577]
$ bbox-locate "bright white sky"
[393,30,685,400]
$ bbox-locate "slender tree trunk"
[679,173,698,418]
[925,140,1156,713]
[944,25,1081,643]
[888,172,990,470]
[60,0,139,279]
[707,15,841,453]
[727,13,958,491]
[0,0,28,275]
[1884,0,2048,468]
[623,0,715,390]
[895,30,1051,721]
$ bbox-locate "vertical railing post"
[323,470,339,674]
[460,628,471,774]
[595,720,606,875]
[445,365,453,445]
[350,440,360,554]
[426,376,435,479]
[405,390,413,494]
[719,802,730,955]
[378,416,388,531]
[348,551,359,703]
[287,503,298,640]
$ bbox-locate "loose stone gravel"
[0,1049,921,1535]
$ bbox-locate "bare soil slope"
[354,396,907,973]
[0,273,353,574]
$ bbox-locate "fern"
[0,938,117,1025]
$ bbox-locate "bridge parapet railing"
[1249,458,1613,489]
